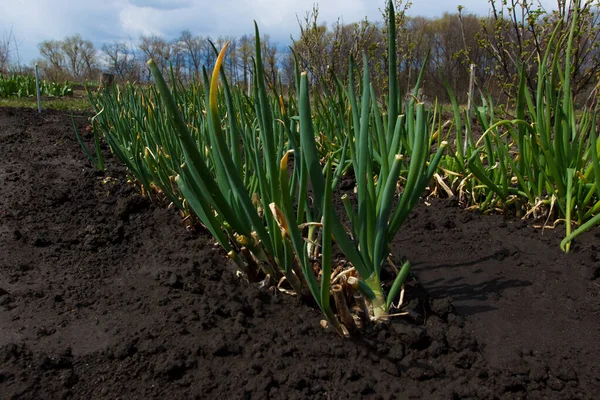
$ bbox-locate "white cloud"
[128,0,192,10]
[0,0,558,65]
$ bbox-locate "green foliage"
[88,2,444,335]
[0,73,73,98]
[0,96,88,111]
[441,1,600,251]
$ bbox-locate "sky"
[0,0,557,65]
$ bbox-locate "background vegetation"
[0,1,598,104]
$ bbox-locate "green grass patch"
[0,91,92,112]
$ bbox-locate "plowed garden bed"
[1,107,598,399]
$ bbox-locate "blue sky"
[1,0,556,65]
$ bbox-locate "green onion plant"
[87,0,445,335]
[440,1,600,252]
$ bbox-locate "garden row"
[0,73,73,98]
[83,1,599,335]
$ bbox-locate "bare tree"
[292,4,383,91]
[61,34,96,79]
[0,27,17,73]
[214,36,238,84]
[225,37,239,85]
[292,4,330,84]
[479,0,600,98]
[102,41,144,82]
[238,34,254,90]
[260,34,279,87]
[38,35,97,80]
[178,30,204,80]
[139,34,171,79]
[38,39,66,80]
[169,40,186,81]
[200,36,217,73]
[280,48,296,88]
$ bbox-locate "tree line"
[1,0,598,103]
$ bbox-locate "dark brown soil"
[0,107,598,399]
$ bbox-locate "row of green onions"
[83,0,598,336]
[0,73,73,98]
[86,1,444,335]
[436,0,599,252]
